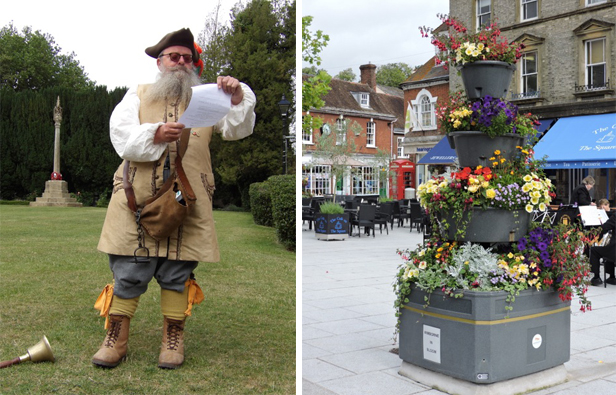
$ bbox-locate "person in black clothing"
[589,214,616,286]
[570,176,596,206]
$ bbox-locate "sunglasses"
[159,53,193,63]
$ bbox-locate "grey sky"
[2,0,242,89]
[302,0,449,78]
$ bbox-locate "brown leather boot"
[92,315,130,368]
[158,317,185,369]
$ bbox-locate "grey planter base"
[399,361,567,395]
[398,286,571,384]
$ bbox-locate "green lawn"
[0,206,296,394]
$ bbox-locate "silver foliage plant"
[447,242,500,290]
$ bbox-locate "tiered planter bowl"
[458,60,516,100]
[440,207,531,243]
[449,131,524,168]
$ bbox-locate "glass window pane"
[525,74,538,93]
[590,40,604,64]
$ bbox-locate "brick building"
[449,0,616,203]
[302,64,405,196]
[400,55,451,186]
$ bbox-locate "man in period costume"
[93,28,256,369]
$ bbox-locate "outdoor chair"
[302,199,322,230]
[351,204,377,237]
[409,202,425,233]
[396,200,411,227]
[375,203,393,235]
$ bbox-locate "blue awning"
[417,136,457,164]
[533,113,616,169]
[534,118,555,138]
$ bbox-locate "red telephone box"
[389,159,416,200]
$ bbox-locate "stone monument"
[30,97,82,207]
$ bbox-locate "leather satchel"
[123,129,196,242]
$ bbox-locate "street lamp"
[278,94,291,174]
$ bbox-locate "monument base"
[30,180,82,207]
[399,361,567,395]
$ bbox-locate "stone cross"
[53,96,62,176]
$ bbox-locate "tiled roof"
[303,75,404,129]
[404,56,448,84]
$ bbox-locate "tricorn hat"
[145,28,198,60]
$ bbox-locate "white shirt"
[109,82,257,162]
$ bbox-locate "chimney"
[360,63,377,90]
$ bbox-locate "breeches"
[109,254,198,299]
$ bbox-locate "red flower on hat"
[193,42,204,77]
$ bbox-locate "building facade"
[448,0,616,203]
[302,64,405,197]
[400,56,450,187]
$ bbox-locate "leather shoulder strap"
[123,129,193,212]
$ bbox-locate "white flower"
[419,261,427,270]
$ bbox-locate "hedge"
[249,182,274,227]
[264,175,295,251]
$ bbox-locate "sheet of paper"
[578,205,609,226]
[178,84,231,128]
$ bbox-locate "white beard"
[144,65,201,106]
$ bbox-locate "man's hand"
[154,122,185,144]
[217,76,244,105]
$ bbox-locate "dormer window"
[351,92,370,108]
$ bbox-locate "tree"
[196,1,230,83]
[334,68,356,82]
[375,62,414,87]
[204,0,296,207]
[0,22,93,91]
[302,16,331,136]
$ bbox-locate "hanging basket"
[449,131,524,168]
[459,61,516,100]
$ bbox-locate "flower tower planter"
[398,285,571,384]
[459,61,516,100]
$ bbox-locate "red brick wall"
[303,112,393,155]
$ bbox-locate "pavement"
[301,221,616,395]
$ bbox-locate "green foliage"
[0,206,295,394]
[267,175,295,251]
[0,22,94,91]
[301,15,331,137]
[0,87,126,202]
[206,0,296,208]
[319,201,344,214]
[334,68,356,82]
[375,62,414,87]
[249,181,274,227]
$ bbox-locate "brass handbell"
[0,336,55,369]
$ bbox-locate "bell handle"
[0,357,21,369]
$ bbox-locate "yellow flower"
[507,252,514,259]
[500,158,506,163]
[486,189,496,199]
[525,204,534,213]
[493,162,498,167]
[494,150,501,155]
[523,175,533,182]
[489,157,496,161]
[482,181,490,188]
[464,261,469,265]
